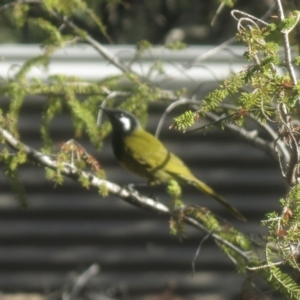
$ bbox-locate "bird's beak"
[97,106,106,126]
[97,106,114,126]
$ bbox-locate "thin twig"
[192,233,210,275]
[63,264,100,300]
[203,111,278,160]
[275,2,300,185]
[219,103,290,164]
[231,9,270,27]
[187,111,239,134]
[155,98,200,138]
[275,0,298,85]
[211,1,225,27]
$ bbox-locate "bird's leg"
[123,183,144,200]
[127,182,161,203]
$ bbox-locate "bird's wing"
[123,130,195,181]
[123,130,170,167]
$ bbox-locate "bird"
[100,107,245,221]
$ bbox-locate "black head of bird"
[100,107,245,221]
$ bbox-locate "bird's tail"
[192,178,246,221]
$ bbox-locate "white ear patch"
[119,116,131,131]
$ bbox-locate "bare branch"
[275,0,298,85]
[220,103,290,164]
[232,2,299,186]
[204,111,278,160]
[0,124,250,262]
[231,10,269,27]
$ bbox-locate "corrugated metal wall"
[0,45,286,299]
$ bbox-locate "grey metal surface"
[0,45,286,299]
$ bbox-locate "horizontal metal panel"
[0,44,246,83]
[0,45,285,299]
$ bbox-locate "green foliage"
[85,6,111,40]
[221,0,237,7]
[5,84,26,136]
[45,166,64,185]
[136,40,153,51]
[117,84,161,127]
[171,110,195,132]
[167,180,182,199]
[278,11,300,33]
[65,88,99,143]
[2,150,28,208]
[165,41,187,50]
[200,72,244,113]
[29,18,73,50]
[147,60,165,77]
[294,56,300,65]
[11,3,29,28]
[186,206,253,272]
[16,55,51,81]
[167,180,185,238]
[256,185,300,298]
[162,14,294,134]
[98,182,109,197]
[164,6,300,297]
[40,97,63,153]
[0,0,124,201]
[43,0,87,16]
[167,180,183,209]
[169,210,186,240]
[262,247,300,300]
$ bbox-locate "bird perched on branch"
[100,107,245,221]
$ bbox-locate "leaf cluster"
[259,185,300,299]
[0,0,166,203]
